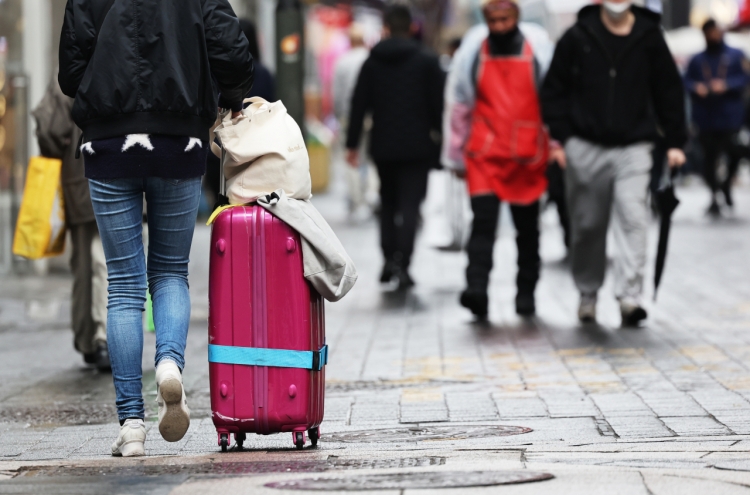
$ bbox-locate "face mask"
[602,1,632,20]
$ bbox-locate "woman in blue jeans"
[58,0,253,456]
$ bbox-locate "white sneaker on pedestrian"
[155,359,190,442]
[578,293,597,323]
[111,418,146,457]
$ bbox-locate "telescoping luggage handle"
[208,344,329,371]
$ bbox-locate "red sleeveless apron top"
[464,38,549,204]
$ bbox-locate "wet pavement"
[3,176,750,493]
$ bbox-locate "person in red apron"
[458,0,549,319]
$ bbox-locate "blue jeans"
[89,177,201,421]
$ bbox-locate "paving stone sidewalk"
[2,182,750,493]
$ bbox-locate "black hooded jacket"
[58,0,254,142]
[346,37,445,165]
[540,5,687,149]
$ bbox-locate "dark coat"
[58,0,254,142]
[346,37,445,166]
[540,5,687,149]
[685,43,750,133]
[32,77,94,226]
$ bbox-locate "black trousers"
[466,195,540,295]
[699,131,741,196]
[376,163,430,270]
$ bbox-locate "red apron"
[465,39,549,204]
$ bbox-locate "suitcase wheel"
[308,427,320,447]
[294,431,306,450]
[219,433,229,452]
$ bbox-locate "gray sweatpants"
[565,137,652,305]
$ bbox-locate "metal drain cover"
[266,470,553,490]
[325,425,532,443]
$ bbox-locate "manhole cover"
[325,425,532,443]
[18,457,446,478]
[265,470,554,490]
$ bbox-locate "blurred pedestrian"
[333,24,379,220]
[346,5,445,289]
[32,75,109,371]
[541,1,687,326]
[205,18,274,206]
[59,0,253,456]
[684,19,750,215]
[442,0,553,319]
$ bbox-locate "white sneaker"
[578,293,597,323]
[111,419,146,457]
[155,360,190,442]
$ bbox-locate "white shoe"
[111,419,146,457]
[578,293,597,323]
[155,360,190,442]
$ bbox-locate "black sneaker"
[515,292,536,317]
[707,201,721,217]
[621,304,648,328]
[460,289,488,320]
[83,352,97,365]
[95,341,112,372]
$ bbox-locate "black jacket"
[59,0,254,142]
[346,37,445,165]
[540,5,687,149]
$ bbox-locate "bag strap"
[208,344,329,371]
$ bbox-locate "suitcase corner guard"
[208,344,329,371]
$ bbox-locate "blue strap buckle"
[208,344,329,371]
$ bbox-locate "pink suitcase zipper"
[208,205,326,451]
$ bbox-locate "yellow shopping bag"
[12,156,66,259]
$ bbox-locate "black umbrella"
[654,169,680,301]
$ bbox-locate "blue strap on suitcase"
[208,344,328,371]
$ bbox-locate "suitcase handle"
[208,344,328,371]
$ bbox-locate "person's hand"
[346,149,359,168]
[452,168,467,179]
[710,79,727,94]
[231,110,242,119]
[549,147,567,169]
[667,148,686,168]
[694,82,709,97]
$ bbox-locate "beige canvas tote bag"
[212,97,312,204]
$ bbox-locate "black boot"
[515,291,536,317]
[380,260,399,283]
[707,200,721,217]
[722,182,734,208]
[460,288,488,320]
[396,269,415,290]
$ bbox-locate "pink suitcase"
[208,205,326,451]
